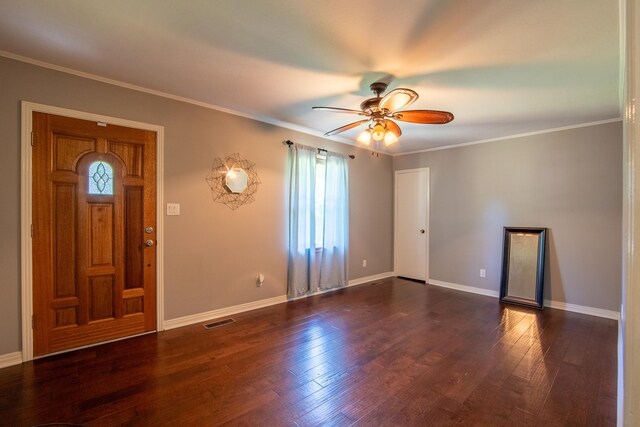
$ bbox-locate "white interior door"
[394,168,429,281]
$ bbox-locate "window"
[88,161,114,195]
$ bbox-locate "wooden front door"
[32,112,157,356]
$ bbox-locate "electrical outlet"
[480,269,486,278]
[362,259,367,268]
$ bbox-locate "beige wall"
[0,56,394,355]
[394,122,623,311]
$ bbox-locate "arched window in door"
[88,161,114,195]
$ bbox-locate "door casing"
[21,101,165,361]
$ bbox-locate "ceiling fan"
[313,81,454,146]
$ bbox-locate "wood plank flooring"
[0,278,617,426]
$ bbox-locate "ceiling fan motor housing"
[360,97,382,114]
[369,81,388,97]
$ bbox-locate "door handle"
[145,239,154,247]
[420,229,425,234]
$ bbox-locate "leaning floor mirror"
[500,227,547,309]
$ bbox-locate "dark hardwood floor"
[0,278,617,426]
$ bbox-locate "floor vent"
[203,318,235,329]
[369,281,385,286]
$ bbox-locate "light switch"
[167,203,181,216]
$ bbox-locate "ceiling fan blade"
[324,120,369,136]
[383,119,402,137]
[313,106,366,115]
[378,88,419,112]
[392,110,454,124]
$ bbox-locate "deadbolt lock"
[145,226,154,234]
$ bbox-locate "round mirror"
[225,168,249,193]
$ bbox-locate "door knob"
[145,239,154,247]
[420,229,425,234]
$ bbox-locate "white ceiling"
[0,0,621,154]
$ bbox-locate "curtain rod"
[283,140,355,159]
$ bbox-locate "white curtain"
[287,144,349,298]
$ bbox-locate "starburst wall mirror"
[205,153,260,210]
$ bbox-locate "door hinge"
[31,131,34,146]
[32,315,35,329]
[30,224,33,238]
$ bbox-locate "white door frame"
[394,168,429,281]
[621,0,639,423]
[20,101,165,361]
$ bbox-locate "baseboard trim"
[428,279,500,298]
[164,295,288,330]
[348,271,395,287]
[164,272,396,330]
[288,271,397,301]
[0,352,23,369]
[6,273,618,363]
[428,279,620,320]
[543,299,620,320]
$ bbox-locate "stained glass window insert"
[88,161,114,195]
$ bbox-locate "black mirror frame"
[500,227,547,309]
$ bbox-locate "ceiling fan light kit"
[355,124,399,146]
[372,123,386,141]
[356,129,372,145]
[384,130,398,146]
[313,82,454,148]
